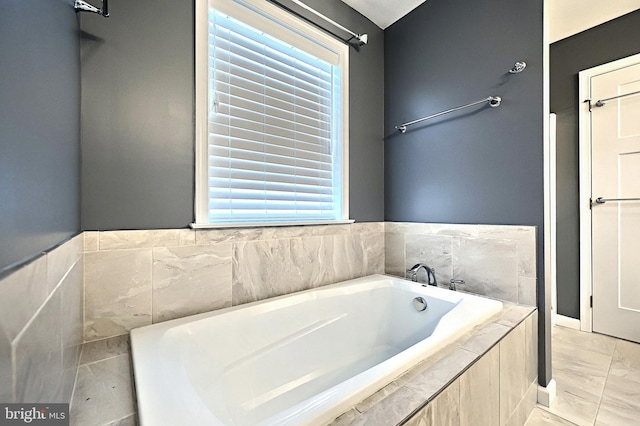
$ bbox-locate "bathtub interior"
[176,285,457,423]
[131,275,501,425]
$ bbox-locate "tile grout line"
[81,352,129,368]
[11,336,16,403]
[592,339,617,425]
[527,407,581,425]
[150,247,154,326]
[99,411,136,426]
[58,287,65,401]
[69,344,86,410]
[82,250,87,347]
[11,257,81,346]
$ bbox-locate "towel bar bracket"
[75,0,109,17]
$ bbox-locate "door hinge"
[590,295,593,308]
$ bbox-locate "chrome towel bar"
[395,96,501,134]
[270,0,367,46]
[593,197,640,205]
[594,89,640,107]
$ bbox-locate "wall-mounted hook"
[75,0,109,17]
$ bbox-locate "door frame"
[578,52,640,333]
[548,113,558,326]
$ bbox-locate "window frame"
[193,0,350,228]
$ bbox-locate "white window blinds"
[202,0,348,226]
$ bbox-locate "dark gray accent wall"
[80,0,195,230]
[0,0,81,272]
[550,9,640,319]
[80,0,384,230]
[384,0,546,382]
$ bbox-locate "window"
[194,0,349,227]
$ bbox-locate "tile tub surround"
[68,302,536,425]
[0,234,84,403]
[84,221,536,341]
[83,223,385,341]
[385,222,537,305]
[331,306,538,426]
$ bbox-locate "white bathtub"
[131,274,502,426]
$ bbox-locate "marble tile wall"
[385,222,537,305]
[84,221,534,342]
[83,222,385,341]
[0,234,84,403]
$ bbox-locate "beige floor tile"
[552,326,617,358]
[552,353,608,402]
[547,326,616,425]
[544,327,640,426]
[595,394,640,426]
[525,407,577,425]
[544,390,600,426]
[602,339,640,407]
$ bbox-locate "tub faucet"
[407,263,438,287]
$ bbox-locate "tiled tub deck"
[71,301,537,426]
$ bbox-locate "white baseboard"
[553,314,580,330]
[537,379,556,407]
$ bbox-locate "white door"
[590,59,640,343]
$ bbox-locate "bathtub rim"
[130,274,510,425]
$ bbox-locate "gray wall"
[80,0,194,230]
[80,0,384,230]
[550,9,640,319]
[384,0,546,381]
[0,0,81,272]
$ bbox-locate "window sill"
[190,220,355,230]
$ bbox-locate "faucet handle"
[449,279,465,291]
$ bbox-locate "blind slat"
[210,36,333,91]
[209,136,332,159]
[211,76,332,118]
[213,60,333,103]
[207,6,342,224]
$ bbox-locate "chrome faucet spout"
[406,263,438,287]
